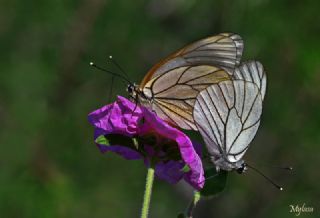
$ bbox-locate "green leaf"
[181,164,191,173]
[200,167,228,197]
[95,135,110,145]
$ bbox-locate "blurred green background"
[1,0,319,217]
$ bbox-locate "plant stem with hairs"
[141,165,155,218]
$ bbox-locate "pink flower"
[88,96,204,190]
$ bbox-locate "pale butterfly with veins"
[193,61,287,190]
[193,61,266,171]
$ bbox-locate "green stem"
[140,166,155,218]
[186,191,201,218]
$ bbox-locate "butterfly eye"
[236,163,248,174]
[127,84,133,93]
[236,165,245,174]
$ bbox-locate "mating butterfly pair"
[127,33,267,174]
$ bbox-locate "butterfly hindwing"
[193,80,263,163]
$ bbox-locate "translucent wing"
[143,65,231,130]
[140,33,243,88]
[233,61,267,100]
[193,80,263,163]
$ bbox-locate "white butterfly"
[193,61,266,173]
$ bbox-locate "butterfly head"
[127,83,135,95]
[212,157,247,173]
[127,83,139,98]
[236,162,248,174]
[127,83,152,104]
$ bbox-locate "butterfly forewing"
[193,80,263,163]
[143,65,231,130]
[140,33,243,88]
[180,33,243,70]
[233,61,266,101]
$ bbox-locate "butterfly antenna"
[259,164,293,171]
[282,166,293,171]
[247,161,294,171]
[131,94,139,116]
[108,75,114,102]
[246,163,283,191]
[108,55,132,82]
[90,62,133,86]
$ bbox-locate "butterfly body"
[127,84,152,105]
[213,157,247,173]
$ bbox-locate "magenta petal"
[88,96,143,137]
[181,140,204,190]
[88,96,205,190]
[88,97,144,160]
[88,104,114,133]
[109,97,143,136]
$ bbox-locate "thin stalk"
[186,191,201,218]
[140,166,155,218]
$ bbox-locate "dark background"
[1,0,319,217]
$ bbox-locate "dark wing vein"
[184,35,225,52]
[242,118,260,131]
[195,99,221,152]
[149,66,190,94]
[218,83,231,110]
[178,69,220,84]
[203,89,224,145]
[155,100,194,127]
[242,90,259,124]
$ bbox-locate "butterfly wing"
[176,33,243,70]
[140,33,243,88]
[143,65,231,130]
[233,61,267,101]
[193,80,263,163]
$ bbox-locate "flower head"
[88,96,204,190]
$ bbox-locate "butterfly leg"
[131,94,139,116]
[150,100,157,113]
